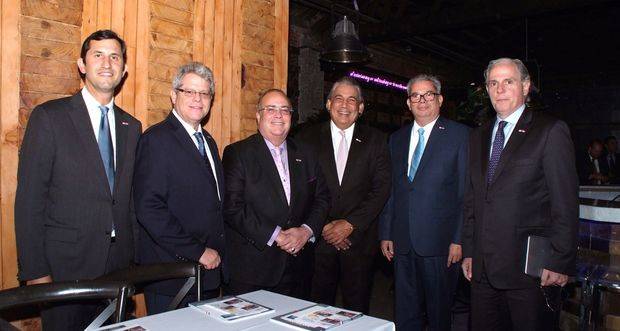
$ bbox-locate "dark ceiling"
[290,0,620,89]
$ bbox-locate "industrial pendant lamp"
[320,15,370,64]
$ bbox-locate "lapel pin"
[438,126,445,130]
[355,138,362,142]
[121,121,129,126]
[295,159,302,162]
[518,129,526,133]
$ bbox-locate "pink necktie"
[273,147,290,204]
[336,130,348,184]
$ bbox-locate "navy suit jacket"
[379,116,469,256]
[134,113,226,295]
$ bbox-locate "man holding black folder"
[461,58,578,330]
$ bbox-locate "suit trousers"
[41,239,123,331]
[310,240,374,314]
[393,249,458,331]
[471,270,560,331]
[224,254,305,299]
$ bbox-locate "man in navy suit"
[134,62,226,314]
[379,74,469,331]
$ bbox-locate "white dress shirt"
[407,116,438,173]
[489,104,525,158]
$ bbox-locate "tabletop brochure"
[270,304,363,330]
[189,296,274,322]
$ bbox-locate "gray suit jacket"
[15,93,142,281]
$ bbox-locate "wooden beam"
[274,0,289,92]
[134,0,150,126]
[1,0,21,289]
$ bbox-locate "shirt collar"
[172,109,202,136]
[329,121,355,136]
[263,137,287,152]
[413,116,439,133]
[81,87,114,111]
[496,104,525,126]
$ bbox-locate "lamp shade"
[321,16,370,64]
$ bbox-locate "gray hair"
[172,62,215,97]
[407,74,442,95]
[484,58,530,83]
[327,76,364,103]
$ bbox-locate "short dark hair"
[80,29,127,63]
[257,89,291,110]
[589,139,604,148]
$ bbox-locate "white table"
[579,186,620,223]
[96,290,395,331]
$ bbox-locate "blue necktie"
[193,131,207,158]
[408,128,425,182]
[98,105,114,192]
[487,121,508,184]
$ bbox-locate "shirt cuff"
[267,226,282,246]
[302,224,315,243]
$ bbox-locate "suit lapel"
[113,106,128,196]
[414,117,446,179]
[255,135,289,207]
[287,139,303,209]
[489,109,533,186]
[167,113,215,182]
[398,124,414,182]
[319,123,339,187]
[203,130,224,202]
[67,93,112,197]
[341,124,363,187]
[479,121,493,185]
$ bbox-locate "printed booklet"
[189,296,274,322]
[270,304,363,330]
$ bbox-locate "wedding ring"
[291,248,295,253]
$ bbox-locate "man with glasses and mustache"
[461,58,578,330]
[134,62,226,314]
[379,74,469,330]
[298,77,391,314]
[222,89,329,297]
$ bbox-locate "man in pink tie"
[223,89,330,298]
[297,77,391,313]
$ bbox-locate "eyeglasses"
[176,88,211,100]
[408,91,439,103]
[259,105,293,116]
[331,96,359,106]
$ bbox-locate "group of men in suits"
[14,28,579,331]
[578,136,619,185]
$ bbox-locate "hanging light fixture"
[320,15,370,64]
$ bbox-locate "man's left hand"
[281,226,312,254]
[447,243,462,267]
[541,269,569,287]
[322,219,353,245]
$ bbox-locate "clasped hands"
[275,226,313,255]
[322,219,354,251]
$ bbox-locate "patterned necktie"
[487,121,508,184]
[273,146,290,204]
[408,128,425,182]
[98,105,114,192]
[336,130,348,184]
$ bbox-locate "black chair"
[0,280,134,330]
[97,262,202,312]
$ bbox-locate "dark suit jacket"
[577,153,603,185]
[298,122,391,255]
[134,113,226,295]
[15,93,142,282]
[222,134,330,287]
[379,116,469,256]
[462,109,579,289]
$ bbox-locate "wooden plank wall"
[0,0,288,325]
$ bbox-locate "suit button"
[112,199,116,205]
[220,234,224,238]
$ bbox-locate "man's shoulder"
[141,115,173,139]
[224,133,260,152]
[32,95,76,114]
